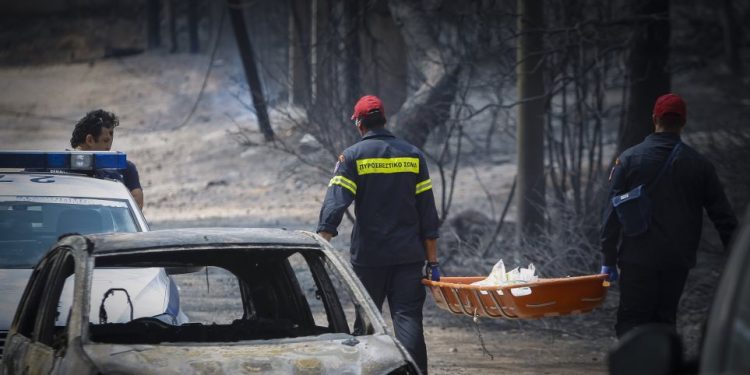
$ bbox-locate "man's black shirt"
[601,132,737,268]
[122,161,141,191]
[95,160,141,191]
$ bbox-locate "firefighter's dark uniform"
[317,127,439,374]
[601,132,737,337]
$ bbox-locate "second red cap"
[653,93,686,120]
[351,95,385,120]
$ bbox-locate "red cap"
[351,95,385,120]
[653,93,686,121]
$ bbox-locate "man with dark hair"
[317,95,440,374]
[600,93,737,338]
[71,109,144,209]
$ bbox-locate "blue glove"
[600,265,618,282]
[424,262,441,281]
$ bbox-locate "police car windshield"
[0,196,138,268]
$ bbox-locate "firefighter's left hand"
[424,261,441,281]
[600,265,618,282]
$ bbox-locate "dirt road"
[422,304,611,374]
[425,326,609,374]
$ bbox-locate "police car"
[0,151,185,360]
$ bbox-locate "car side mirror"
[164,266,205,275]
[608,324,684,375]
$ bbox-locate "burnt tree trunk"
[288,0,311,107]
[227,0,275,141]
[359,1,407,117]
[168,0,178,52]
[516,0,546,239]
[343,0,361,103]
[147,0,161,48]
[618,0,670,153]
[188,0,200,53]
[720,0,742,76]
[386,0,460,149]
[311,0,332,105]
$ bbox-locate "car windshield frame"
[70,246,382,345]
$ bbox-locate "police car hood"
[0,268,178,329]
[83,333,412,374]
[0,269,33,329]
[57,268,179,325]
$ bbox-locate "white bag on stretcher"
[471,259,539,287]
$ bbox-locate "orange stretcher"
[422,274,609,319]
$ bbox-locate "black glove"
[423,261,441,281]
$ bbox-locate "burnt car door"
[2,249,65,375]
[3,255,52,373]
[26,249,79,375]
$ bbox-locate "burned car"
[1,228,419,374]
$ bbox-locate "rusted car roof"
[85,228,321,255]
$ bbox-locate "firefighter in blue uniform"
[600,93,737,338]
[317,95,440,374]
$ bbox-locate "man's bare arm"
[423,238,437,263]
[131,188,144,210]
[318,231,333,242]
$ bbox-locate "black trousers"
[615,263,690,338]
[353,262,428,374]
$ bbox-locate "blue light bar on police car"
[0,151,127,170]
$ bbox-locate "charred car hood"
[83,333,410,374]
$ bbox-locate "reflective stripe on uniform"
[329,175,357,195]
[356,157,419,175]
[416,179,432,195]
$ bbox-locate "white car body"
[0,170,185,360]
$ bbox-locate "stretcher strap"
[471,310,494,360]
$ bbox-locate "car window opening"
[69,249,372,344]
